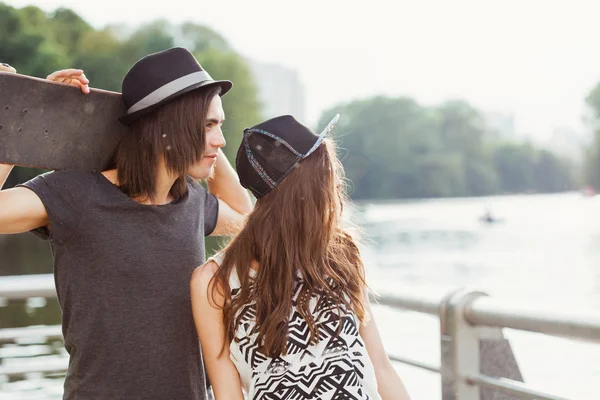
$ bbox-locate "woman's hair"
[115,86,221,202]
[211,138,369,358]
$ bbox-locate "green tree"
[492,142,536,193]
[319,96,446,199]
[583,136,600,189]
[534,149,575,192]
[586,82,600,119]
[74,29,128,91]
[0,4,68,76]
[583,82,600,189]
[319,96,495,199]
[318,95,572,200]
[117,19,175,67]
[179,22,231,53]
[48,7,93,54]
[434,100,499,195]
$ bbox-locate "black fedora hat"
[119,47,232,126]
[236,114,340,199]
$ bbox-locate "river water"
[1,192,599,399]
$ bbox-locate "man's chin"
[188,165,215,181]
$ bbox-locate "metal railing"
[1,274,599,399]
[378,288,599,400]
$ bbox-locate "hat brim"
[118,79,232,126]
[302,113,340,159]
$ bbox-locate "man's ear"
[0,63,17,73]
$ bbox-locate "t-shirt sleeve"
[17,170,97,242]
[203,189,219,237]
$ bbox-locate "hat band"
[127,70,213,114]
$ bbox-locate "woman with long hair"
[191,114,411,399]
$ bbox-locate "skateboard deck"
[0,72,128,171]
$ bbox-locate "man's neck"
[102,159,177,206]
[148,162,177,205]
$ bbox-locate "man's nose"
[210,127,226,148]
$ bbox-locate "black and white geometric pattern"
[227,271,380,400]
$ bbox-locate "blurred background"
[1,0,600,398]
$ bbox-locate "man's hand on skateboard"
[0,63,17,73]
[46,68,90,94]
[0,64,90,94]
[1,64,90,95]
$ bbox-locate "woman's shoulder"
[190,258,220,292]
[190,251,239,291]
[207,251,226,266]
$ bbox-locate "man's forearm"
[0,164,14,190]
[206,150,253,215]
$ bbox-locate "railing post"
[440,289,488,400]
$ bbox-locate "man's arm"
[0,186,49,234]
[207,149,253,236]
[0,164,13,189]
[0,164,49,234]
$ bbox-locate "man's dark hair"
[115,86,222,202]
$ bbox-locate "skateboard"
[0,71,128,171]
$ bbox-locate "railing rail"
[1,274,598,399]
[0,325,63,345]
[466,297,600,342]
[0,273,56,300]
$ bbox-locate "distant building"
[247,60,306,122]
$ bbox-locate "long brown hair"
[115,86,221,202]
[211,138,369,358]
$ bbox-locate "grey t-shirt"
[19,170,219,400]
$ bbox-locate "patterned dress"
[208,254,381,400]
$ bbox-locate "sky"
[6,0,600,142]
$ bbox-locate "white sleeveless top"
[208,253,381,400]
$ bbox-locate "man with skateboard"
[0,47,253,400]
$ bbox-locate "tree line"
[318,98,576,200]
